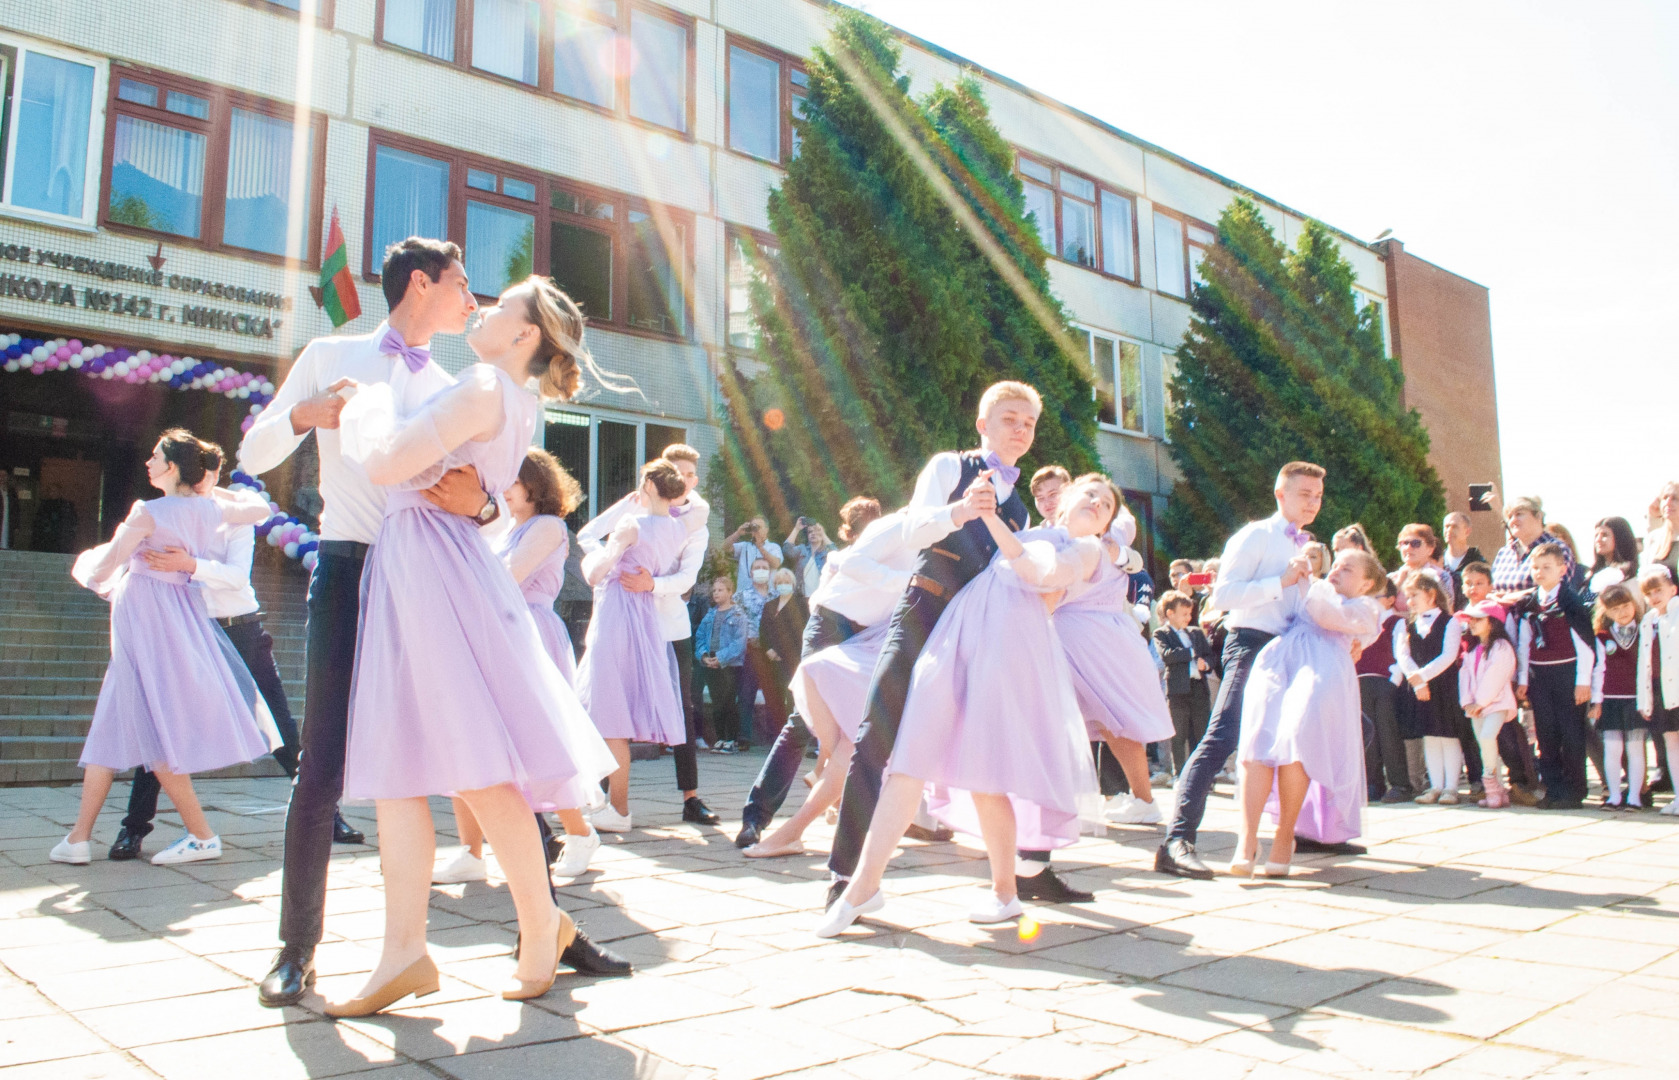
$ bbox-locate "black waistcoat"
[908,450,1029,597]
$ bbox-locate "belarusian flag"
[316,207,361,327]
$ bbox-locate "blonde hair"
[1030,464,1071,492]
[661,443,699,465]
[1276,461,1325,486]
[517,275,638,400]
[772,567,797,588]
[1057,472,1124,534]
[1338,549,1387,594]
[1303,541,1331,577]
[977,380,1042,418]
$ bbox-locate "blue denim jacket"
[696,604,749,668]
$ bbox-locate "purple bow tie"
[1284,522,1310,547]
[982,451,1020,488]
[669,506,684,518]
[379,327,431,373]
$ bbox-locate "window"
[1015,151,1135,279]
[103,69,323,261]
[726,229,779,350]
[1352,288,1390,355]
[1074,325,1144,434]
[0,39,104,224]
[377,2,692,135]
[366,131,690,338]
[727,39,806,165]
[1153,209,1214,300]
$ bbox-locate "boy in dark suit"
[1153,591,1214,777]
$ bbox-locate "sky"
[860,0,1679,544]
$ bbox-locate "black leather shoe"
[734,821,761,849]
[1154,839,1214,880]
[108,827,144,861]
[825,878,848,911]
[1293,838,1367,856]
[332,812,365,845]
[1016,866,1094,903]
[905,823,955,842]
[1380,788,1413,804]
[561,929,633,977]
[682,797,721,825]
[257,949,315,1008]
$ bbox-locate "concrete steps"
[0,548,310,785]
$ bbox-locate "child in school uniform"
[1637,567,1679,815]
[1395,570,1466,803]
[1463,560,1541,804]
[1154,591,1216,780]
[1591,583,1649,810]
[1358,578,1409,802]
[1513,543,1596,810]
[1231,550,1387,876]
[1457,600,1519,808]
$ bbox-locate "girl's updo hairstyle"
[517,447,583,518]
[157,428,223,489]
[640,458,687,501]
[519,276,589,401]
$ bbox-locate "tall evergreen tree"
[1162,198,1444,561]
[716,11,1098,528]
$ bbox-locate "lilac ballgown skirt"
[1055,558,1175,745]
[576,512,688,745]
[72,496,279,774]
[892,527,1103,850]
[1239,580,1384,844]
[791,620,890,742]
[501,515,576,686]
[341,367,616,810]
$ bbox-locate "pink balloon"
[241,416,255,432]
[54,346,70,360]
[67,340,82,352]
[30,364,44,375]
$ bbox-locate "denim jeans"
[1165,627,1275,846]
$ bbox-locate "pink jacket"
[1459,638,1518,716]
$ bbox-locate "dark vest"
[1357,612,1399,678]
[1597,631,1637,697]
[909,450,1029,597]
[1406,612,1455,692]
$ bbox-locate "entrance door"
[38,457,103,552]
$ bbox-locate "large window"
[726,229,780,351]
[366,131,691,338]
[103,69,322,262]
[376,1,693,135]
[1153,208,1214,299]
[727,39,806,165]
[1016,151,1135,279]
[545,409,688,531]
[0,39,104,224]
[1074,325,1144,434]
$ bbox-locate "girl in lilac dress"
[330,277,621,1016]
[576,458,691,829]
[1232,550,1387,878]
[820,476,1119,937]
[52,430,276,868]
[435,447,601,885]
[1053,497,1175,826]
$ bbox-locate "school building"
[0,0,1504,564]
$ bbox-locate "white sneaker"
[432,848,488,884]
[553,829,601,878]
[1108,795,1164,825]
[1662,801,1679,816]
[593,805,633,833]
[150,834,221,865]
[815,889,885,938]
[969,892,1025,925]
[50,836,91,864]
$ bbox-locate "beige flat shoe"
[743,840,806,859]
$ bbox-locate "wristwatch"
[474,495,500,526]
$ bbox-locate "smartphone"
[1180,571,1216,588]
[1468,483,1494,512]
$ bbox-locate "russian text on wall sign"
[1,244,291,310]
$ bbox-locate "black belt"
[316,540,370,558]
[216,611,264,629]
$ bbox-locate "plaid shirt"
[1490,531,1574,592]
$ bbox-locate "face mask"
[752,569,771,584]
[775,583,794,596]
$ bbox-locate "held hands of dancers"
[951,468,999,526]
[582,515,639,586]
[1280,554,1314,588]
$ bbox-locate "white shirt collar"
[1537,584,1560,606]
[1415,608,1440,633]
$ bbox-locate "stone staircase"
[0,548,310,785]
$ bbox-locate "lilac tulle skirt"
[530,602,577,687]
[344,495,617,810]
[1056,609,1175,745]
[790,620,889,742]
[891,569,1101,851]
[1239,623,1366,844]
[79,569,279,774]
[576,583,685,745]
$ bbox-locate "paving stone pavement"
[2,751,1678,1079]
